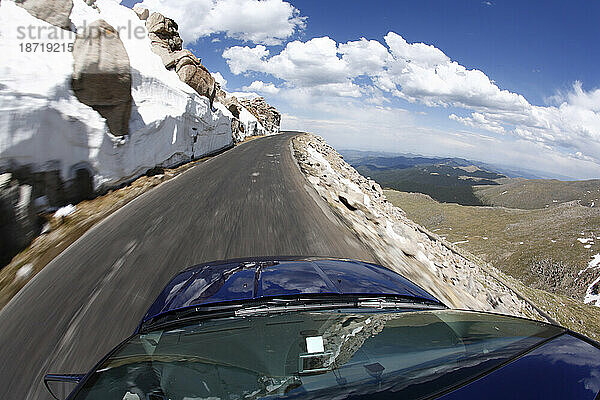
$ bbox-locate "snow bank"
[0,0,233,189]
[239,107,265,137]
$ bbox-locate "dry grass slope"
[385,189,600,338]
[475,178,600,209]
[385,190,600,298]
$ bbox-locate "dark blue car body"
[53,257,600,400]
[138,257,443,331]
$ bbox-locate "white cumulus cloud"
[135,0,306,45]
[449,113,505,134]
[212,71,227,89]
[224,37,348,87]
[223,36,385,98]
[223,31,600,165]
[243,80,280,94]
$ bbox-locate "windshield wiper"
[141,304,242,333]
[357,298,446,310]
[140,295,445,333]
[234,299,356,316]
[235,296,445,316]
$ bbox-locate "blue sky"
[125,0,600,179]
[284,1,600,102]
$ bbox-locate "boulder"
[15,0,73,29]
[132,4,149,20]
[338,190,364,212]
[71,20,132,136]
[146,12,182,51]
[146,12,172,34]
[227,104,241,119]
[175,51,198,71]
[147,33,164,47]
[176,63,216,106]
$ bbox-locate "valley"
[342,150,600,305]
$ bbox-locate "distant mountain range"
[340,149,600,207]
[339,149,576,180]
[339,150,507,205]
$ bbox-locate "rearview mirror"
[44,374,85,400]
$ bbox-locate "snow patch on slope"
[584,254,600,306]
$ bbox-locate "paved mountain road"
[0,132,376,399]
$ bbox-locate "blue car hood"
[142,257,442,323]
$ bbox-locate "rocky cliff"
[136,7,279,142]
[15,0,73,29]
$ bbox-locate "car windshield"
[72,309,563,400]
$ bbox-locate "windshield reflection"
[73,310,561,400]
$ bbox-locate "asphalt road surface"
[0,132,376,399]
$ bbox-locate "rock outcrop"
[221,93,242,119]
[239,97,281,133]
[146,12,216,106]
[141,10,279,140]
[176,54,217,104]
[71,19,132,136]
[15,0,73,29]
[146,12,182,51]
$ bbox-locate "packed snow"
[15,263,34,281]
[239,107,265,137]
[584,254,600,306]
[54,204,76,219]
[1,0,234,189]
